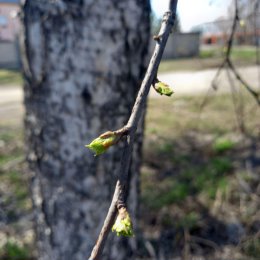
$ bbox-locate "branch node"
[117,201,126,210]
[114,126,130,136]
[153,34,162,42]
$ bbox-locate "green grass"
[242,238,260,258]
[0,92,259,259]
[0,124,33,259]
[142,156,232,210]
[0,154,22,166]
[0,126,30,210]
[141,93,259,258]
[212,137,235,153]
[177,212,200,230]
[0,129,23,167]
[0,131,20,142]
[199,49,220,59]
[159,46,258,73]
[231,47,257,61]
[0,69,22,86]
[0,241,29,260]
[200,47,257,61]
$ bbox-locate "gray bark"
[21,1,150,260]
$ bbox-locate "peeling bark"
[21,1,150,259]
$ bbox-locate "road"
[0,86,24,125]
[151,65,260,97]
[0,65,259,123]
[0,86,23,105]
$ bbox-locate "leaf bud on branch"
[112,207,134,237]
[153,78,174,97]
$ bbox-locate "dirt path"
[0,86,23,105]
[0,65,259,122]
[0,86,23,125]
[151,65,260,97]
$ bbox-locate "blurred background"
[0,0,259,259]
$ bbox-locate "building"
[192,1,260,46]
[163,32,201,59]
[0,0,20,41]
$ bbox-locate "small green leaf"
[154,81,174,96]
[112,208,134,237]
[86,131,120,156]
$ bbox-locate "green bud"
[112,208,134,237]
[86,131,120,156]
[154,81,174,96]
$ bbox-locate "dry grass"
[0,70,22,86]
[140,93,260,259]
[159,46,258,73]
[0,92,259,259]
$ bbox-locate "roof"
[0,0,20,4]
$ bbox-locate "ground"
[159,45,258,72]
[141,95,260,259]
[0,46,259,259]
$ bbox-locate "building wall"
[150,32,200,59]
[0,39,20,68]
[0,3,20,41]
[1,32,202,69]
[163,32,200,59]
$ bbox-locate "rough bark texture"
[21,1,150,260]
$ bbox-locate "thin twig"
[211,0,239,88]
[200,0,260,115]
[226,66,245,133]
[225,0,239,58]
[190,235,219,252]
[227,59,260,105]
[88,1,179,259]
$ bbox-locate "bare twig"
[88,1,179,259]
[190,235,219,252]
[253,1,260,91]
[211,0,239,89]
[226,66,245,133]
[200,0,260,119]
[227,59,260,105]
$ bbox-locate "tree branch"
[211,0,238,89]
[226,65,245,133]
[88,1,178,259]
[227,59,260,105]
[206,0,260,110]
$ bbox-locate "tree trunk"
[21,1,150,259]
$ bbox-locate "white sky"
[151,0,232,32]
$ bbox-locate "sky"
[151,0,232,32]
